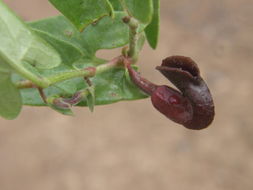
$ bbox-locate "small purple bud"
[63,91,84,105]
[52,98,70,109]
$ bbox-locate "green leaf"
[109,0,123,10]
[29,12,129,57]
[50,106,74,116]
[136,32,146,54]
[31,29,83,66]
[121,0,153,24]
[15,9,147,110]
[49,0,114,31]
[145,0,160,49]
[0,1,61,71]
[0,72,22,119]
[17,63,148,106]
[86,86,95,112]
[0,57,12,73]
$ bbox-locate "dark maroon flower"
[126,56,215,130]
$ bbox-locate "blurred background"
[1,0,253,189]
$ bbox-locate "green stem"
[119,0,128,13]
[128,19,139,60]
[122,16,139,62]
[47,67,96,85]
[16,56,123,89]
[0,52,50,88]
[96,56,123,74]
[37,87,47,104]
[15,80,36,89]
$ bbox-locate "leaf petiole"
[16,56,124,89]
[122,16,140,62]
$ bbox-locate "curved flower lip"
[159,56,199,77]
[156,56,202,90]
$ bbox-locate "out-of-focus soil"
[0,0,253,190]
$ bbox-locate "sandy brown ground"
[0,0,253,190]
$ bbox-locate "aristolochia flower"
[127,56,215,130]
